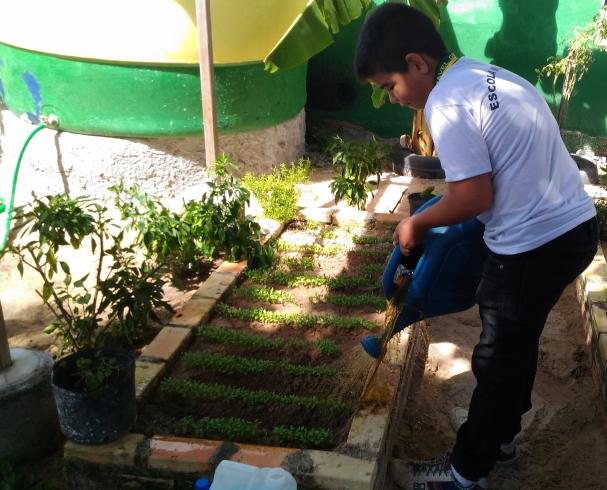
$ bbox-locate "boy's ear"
[404,53,430,74]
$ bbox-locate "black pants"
[451,217,598,480]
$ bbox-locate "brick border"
[64,216,427,489]
[577,248,607,419]
[299,206,408,226]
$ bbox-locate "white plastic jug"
[210,460,297,490]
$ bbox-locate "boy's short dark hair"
[354,3,448,80]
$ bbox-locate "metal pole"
[195,0,219,168]
[0,300,12,370]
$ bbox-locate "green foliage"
[351,234,391,245]
[10,194,171,353]
[74,352,118,392]
[161,378,350,414]
[110,182,197,277]
[197,324,283,350]
[315,338,341,358]
[234,285,296,305]
[0,458,54,490]
[112,154,276,273]
[244,268,379,292]
[280,255,315,271]
[312,292,386,312]
[214,303,379,330]
[594,199,607,223]
[420,186,436,200]
[183,155,277,269]
[272,426,333,447]
[537,6,607,127]
[328,136,390,209]
[276,240,344,256]
[243,160,311,223]
[175,415,262,441]
[182,351,334,377]
[172,416,333,448]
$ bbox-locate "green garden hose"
[0,122,46,253]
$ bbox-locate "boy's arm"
[394,172,493,254]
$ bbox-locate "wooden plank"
[195,0,219,168]
[0,300,12,370]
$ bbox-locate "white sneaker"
[448,407,518,465]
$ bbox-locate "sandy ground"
[387,284,607,489]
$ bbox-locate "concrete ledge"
[139,327,192,364]
[577,248,607,419]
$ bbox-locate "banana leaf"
[264,0,371,73]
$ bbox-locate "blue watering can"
[361,195,487,358]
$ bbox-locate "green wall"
[307,0,606,138]
[0,43,307,137]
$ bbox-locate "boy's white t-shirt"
[424,57,595,255]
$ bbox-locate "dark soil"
[137,222,396,450]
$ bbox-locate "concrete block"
[216,261,247,275]
[65,433,144,466]
[140,327,192,363]
[193,272,238,301]
[135,360,166,401]
[169,297,217,329]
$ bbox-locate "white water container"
[210,460,297,490]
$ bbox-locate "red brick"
[148,436,220,473]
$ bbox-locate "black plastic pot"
[571,154,599,185]
[51,347,136,445]
[408,192,437,216]
[396,154,445,179]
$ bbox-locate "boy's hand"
[393,217,426,255]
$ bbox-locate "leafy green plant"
[537,6,607,128]
[182,351,334,377]
[113,154,275,273]
[272,426,333,447]
[420,186,436,200]
[214,303,379,330]
[175,415,262,441]
[316,338,341,358]
[172,416,333,448]
[74,353,118,392]
[311,292,386,312]
[197,324,283,350]
[234,286,296,305]
[328,135,390,209]
[351,234,392,245]
[161,378,350,414]
[244,268,379,291]
[10,194,171,352]
[110,182,198,278]
[188,155,276,269]
[276,240,344,256]
[243,160,311,223]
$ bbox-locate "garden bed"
[64,218,428,490]
[137,222,393,450]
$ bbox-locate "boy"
[354,3,598,489]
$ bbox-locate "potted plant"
[407,186,437,215]
[9,193,172,444]
[328,135,390,210]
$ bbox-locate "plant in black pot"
[407,186,437,216]
[9,194,173,445]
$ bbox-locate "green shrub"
[243,160,311,223]
[10,194,171,352]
